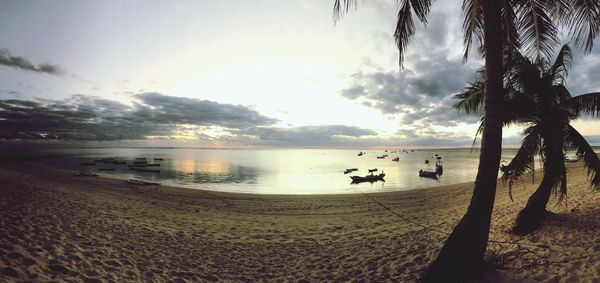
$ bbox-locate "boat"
[419,170,438,179]
[368,168,378,173]
[358,152,364,156]
[350,173,385,184]
[344,168,358,174]
[98,168,115,171]
[435,164,443,175]
[376,156,385,159]
[392,157,399,162]
[425,159,430,164]
[126,178,161,185]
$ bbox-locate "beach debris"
[74,171,98,177]
[126,178,161,185]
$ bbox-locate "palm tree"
[333,0,600,281]
[455,44,600,235]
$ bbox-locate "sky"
[1,0,600,148]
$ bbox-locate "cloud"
[0,48,63,75]
[0,93,276,141]
[341,51,481,127]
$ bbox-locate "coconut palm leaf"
[515,1,559,60]
[564,0,600,52]
[501,125,542,199]
[453,80,485,115]
[461,0,484,61]
[565,124,600,189]
[548,44,573,82]
[560,92,600,117]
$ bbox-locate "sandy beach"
[1,162,600,282]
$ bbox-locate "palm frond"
[560,92,600,117]
[565,124,600,190]
[563,0,600,52]
[332,0,360,23]
[515,1,559,60]
[549,44,573,82]
[501,125,542,199]
[453,82,485,115]
[461,0,484,61]
[394,0,432,66]
[469,116,485,154]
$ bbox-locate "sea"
[0,145,558,194]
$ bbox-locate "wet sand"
[1,162,599,282]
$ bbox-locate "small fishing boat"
[425,159,430,164]
[368,168,378,173]
[376,156,385,159]
[419,170,438,179]
[344,168,358,174]
[350,173,385,184]
[392,157,399,162]
[358,152,364,156]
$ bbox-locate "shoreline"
[2,162,600,281]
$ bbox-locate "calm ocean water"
[2,146,543,194]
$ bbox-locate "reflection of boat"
[392,157,399,162]
[350,173,385,183]
[419,170,438,179]
[368,168,378,173]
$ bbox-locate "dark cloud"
[341,52,480,127]
[0,93,276,141]
[235,125,377,147]
[0,49,62,75]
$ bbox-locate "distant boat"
[358,152,364,156]
[368,168,378,173]
[425,159,429,164]
[350,173,385,184]
[392,157,399,162]
[419,170,438,179]
[376,156,386,159]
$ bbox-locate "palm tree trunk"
[512,172,553,235]
[513,141,563,235]
[423,0,504,281]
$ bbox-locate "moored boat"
[350,173,385,183]
[418,170,438,179]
